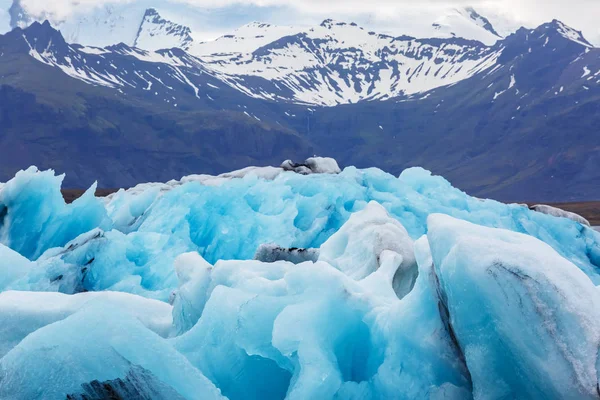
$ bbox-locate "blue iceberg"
[0,162,599,399]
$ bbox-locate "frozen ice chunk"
[0,302,222,400]
[173,259,297,400]
[427,214,600,399]
[3,162,600,399]
[0,243,33,290]
[530,204,591,226]
[319,201,413,279]
[28,227,198,301]
[2,163,600,301]
[0,290,173,358]
[106,185,163,232]
[173,259,386,400]
[171,249,470,399]
[254,244,319,263]
[280,159,311,174]
[371,235,473,399]
[172,252,214,335]
[319,201,417,298]
[0,167,110,260]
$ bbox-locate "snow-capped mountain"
[126,9,510,105]
[134,8,193,51]
[186,21,300,56]
[6,20,235,108]
[0,11,496,106]
[127,8,509,105]
[1,11,600,200]
[6,11,598,108]
[199,20,501,105]
[431,7,501,45]
[4,6,600,110]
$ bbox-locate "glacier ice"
[0,290,173,359]
[0,300,222,400]
[318,201,418,299]
[427,214,600,399]
[0,243,32,290]
[0,167,110,260]
[1,163,600,399]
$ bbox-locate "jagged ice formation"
[0,162,599,399]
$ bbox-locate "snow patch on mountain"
[553,19,593,48]
[188,21,299,56]
[432,7,501,46]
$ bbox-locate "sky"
[1,0,599,45]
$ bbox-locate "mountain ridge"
[10,10,595,108]
[0,15,599,201]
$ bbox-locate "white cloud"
[11,0,600,45]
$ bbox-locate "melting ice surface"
[0,163,600,400]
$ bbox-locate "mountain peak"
[133,7,194,51]
[24,20,65,42]
[431,7,503,45]
[3,20,71,57]
[532,19,594,48]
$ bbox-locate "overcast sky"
[3,0,600,44]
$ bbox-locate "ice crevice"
[0,162,599,399]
